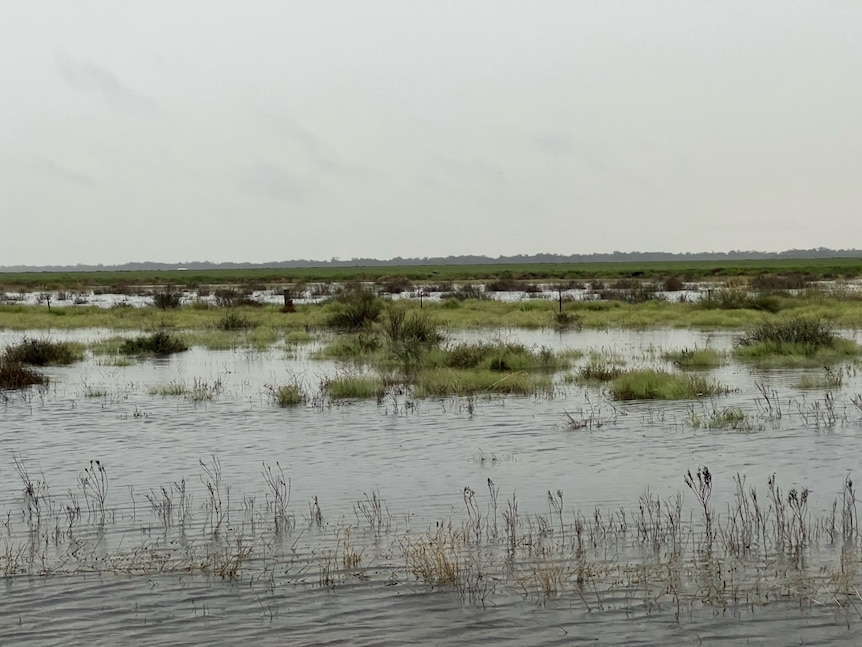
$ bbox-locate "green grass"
[663,347,724,369]
[610,369,728,400]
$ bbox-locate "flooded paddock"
[2,327,862,645]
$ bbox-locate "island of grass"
[733,317,862,367]
[610,369,729,400]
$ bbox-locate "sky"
[1,1,860,266]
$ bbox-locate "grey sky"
[1,1,860,266]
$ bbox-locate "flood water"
[2,327,862,645]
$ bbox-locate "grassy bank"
[3,290,862,332]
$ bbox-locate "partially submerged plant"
[610,369,729,400]
[3,336,84,365]
[119,330,189,356]
[0,360,47,389]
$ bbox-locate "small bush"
[0,360,48,389]
[663,276,685,292]
[327,290,384,330]
[266,382,306,407]
[554,311,583,330]
[119,331,189,356]
[699,288,781,313]
[736,317,836,349]
[213,288,258,308]
[152,291,182,310]
[663,347,723,369]
[4,337,84,366]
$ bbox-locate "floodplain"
[2,268,862,644]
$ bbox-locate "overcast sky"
[1,1,860,266]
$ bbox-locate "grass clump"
[266,380,307,407]
[119,330,189,356]
[4,337,84,365]
[573,359,624,383]
[733,317,861,366]
[663,346,724,369]
[610,369,727,400]
[321,374,384,400]
[0,360,47,389]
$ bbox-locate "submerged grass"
[610,369,729,400]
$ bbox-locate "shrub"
[119,330,189,356]
[266,382,306,407]
[736,317,837,348]
[0,360,47,389]
[327,290,384,330]
[152,291,182,310]
[610,369,727,400]
[663,276,685,292]
[4,337,84,366]
[213,288,258,308]
[219,312,252,330]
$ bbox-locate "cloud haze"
[0,1,860,266]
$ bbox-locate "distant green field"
[1,257,861,290]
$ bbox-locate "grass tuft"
[4,336,84,366]
[119,330,189,356]
[610,369,728,400]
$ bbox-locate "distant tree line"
[2,248,861,273]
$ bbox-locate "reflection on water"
[1,327,862,644]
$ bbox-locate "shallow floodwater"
[2,327,862,644]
